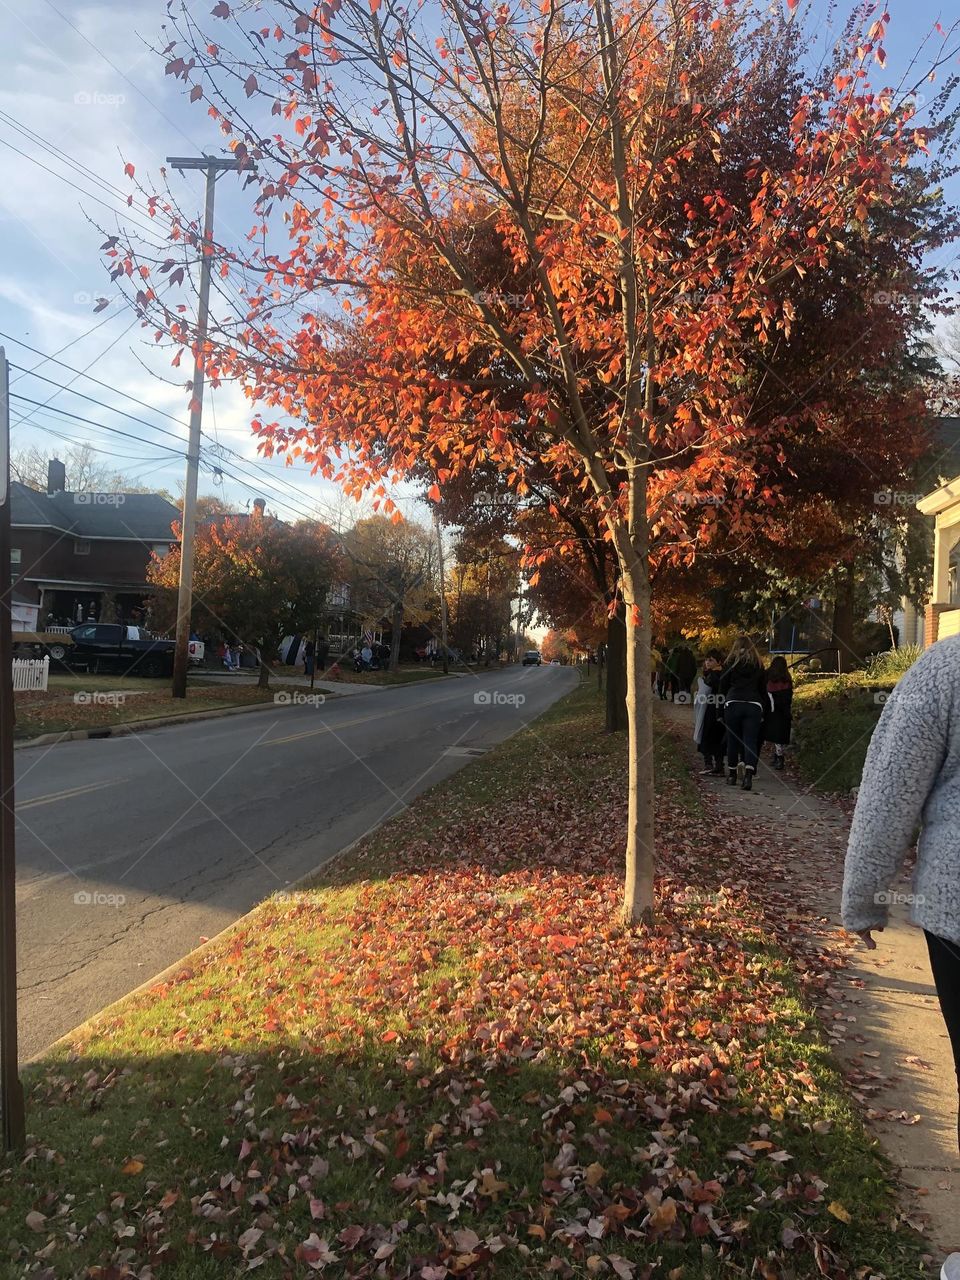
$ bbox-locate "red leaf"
[427,484,441,503]
[124,162,135,178]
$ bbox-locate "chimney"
[252,497,266,518]
[47,457,67,495]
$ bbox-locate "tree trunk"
[257,647,270,689]
[390,601,403,672]
[605,600,628,732]
[620,555,655,925]
[831,560,856,673]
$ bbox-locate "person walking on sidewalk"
[764,655,793,770]
[694,649,725,774]
[719,635,768,792]
[841,635,960,1280]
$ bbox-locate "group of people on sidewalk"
[668,632,960,1274]
[839,635,960,1276]
[678,634,794,791]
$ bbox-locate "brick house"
[11,458,179,627]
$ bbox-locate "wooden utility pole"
[0,349,25,1152]
[167,155,242,698]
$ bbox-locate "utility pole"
[0,349,25,1152]
[167,155,242,698]
[433,507,449,674]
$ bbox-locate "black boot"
[726,766,737,786]
[772,753,784,771]
[742,768,753,791]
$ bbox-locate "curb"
[14,694,339,751]
[28,670,576,1064]
[30,830,369,1065]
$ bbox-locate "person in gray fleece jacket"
[842,635,960,1231]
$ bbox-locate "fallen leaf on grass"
[827,1200,852,1224]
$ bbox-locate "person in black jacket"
[719,635,768,792]
[764,655,793,770]
[694,649,725,774]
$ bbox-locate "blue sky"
[1,0,958,523]
[0,0,353,523]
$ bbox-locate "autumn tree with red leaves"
[108,0,960,921]
[149,510,339,685]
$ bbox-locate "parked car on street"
[522,650,542,666]
[50,624,176,677]
[550,658,561,665]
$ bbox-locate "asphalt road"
[14,663,578,1060]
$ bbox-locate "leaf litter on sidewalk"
[0,685,926,1278]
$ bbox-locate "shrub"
[865,644,922,679]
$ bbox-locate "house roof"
[918,473,960,517]
[920,417,960,492]
[10,482,179,543]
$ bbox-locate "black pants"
[926,931,960,1152]
[724,702,762,771]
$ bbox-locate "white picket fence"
[12,656,50,692]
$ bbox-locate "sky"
[0,0,958,527]
[0,0,358,526]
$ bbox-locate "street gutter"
[13,693,342,751]
[29,829,370,1064]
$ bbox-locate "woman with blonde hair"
[719,634,769,791]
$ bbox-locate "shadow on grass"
[0,684,924,1277]
[3,1017,921,1280]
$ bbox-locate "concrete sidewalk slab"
[191,671,387,695]
[656,699,959,1255]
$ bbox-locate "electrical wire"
[11,364,188,447]
[10,395,186,457]
[10,317,141,434]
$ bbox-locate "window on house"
[74,539,91,556]
[10,548,20,566]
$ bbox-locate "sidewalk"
[190,670,387,696]
[656,699,960,1256]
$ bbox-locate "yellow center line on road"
[261,684,495,747]
[16,779,124,811]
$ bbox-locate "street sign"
[0,348,25,1151]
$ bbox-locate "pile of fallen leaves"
[0,690,919,1278]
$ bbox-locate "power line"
[3,332,330,519]
[10,365,187,448]
[20,419,175,467]
[9,395,185,458]
[0,134,169,250]
[0,123,250,331]
[8,312,121,388]
[10,317,140,435]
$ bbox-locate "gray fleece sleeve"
[841,652,948,933]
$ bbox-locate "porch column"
[933,515,952,605]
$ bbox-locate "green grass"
[792,672,898,792]
[0,681,924,1278]
[13,681,336,741]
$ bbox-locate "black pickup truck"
[50,624,176,677]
